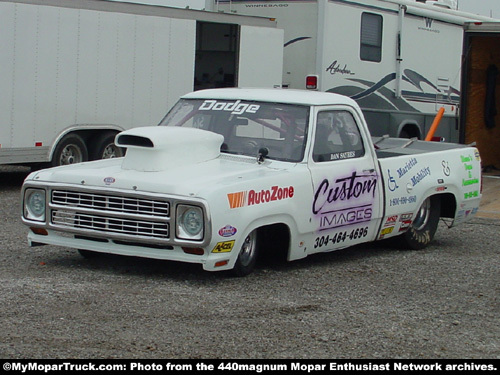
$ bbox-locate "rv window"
[360,13,383,62]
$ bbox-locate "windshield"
[159,99,309,162]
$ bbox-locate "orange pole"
[425,107,445,141]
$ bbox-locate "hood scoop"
[115,127,224,172]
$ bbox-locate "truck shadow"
[48,239,403,282]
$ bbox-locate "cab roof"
[181,88,360,107]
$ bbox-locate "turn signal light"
[30,227,48,236]
[182,247,204,256]
[215,260,229,268]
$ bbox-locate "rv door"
[237,25,284,88]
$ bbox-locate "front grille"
[52,190,169,217]
[52,210,169,239]
[50,189,170,241]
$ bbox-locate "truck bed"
[372,136,473,159]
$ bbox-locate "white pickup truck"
[21,88,482,276]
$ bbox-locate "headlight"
[176,205,204,240]
[24,188,46,222]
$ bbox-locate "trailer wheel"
[52,134,88,166]
[231,229,259,277]
[397,196,441,250]
[89,131,124,160]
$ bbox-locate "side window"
[360,12,383,62]
[313,111,365,163]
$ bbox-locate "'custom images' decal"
[313,171,377,231]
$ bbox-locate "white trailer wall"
[0,1,195,152]
[238,25,284,88]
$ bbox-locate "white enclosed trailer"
[209,0,494,142]
[0,0,283,166]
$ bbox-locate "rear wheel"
[397,196,441,250]
[231,229,259,277]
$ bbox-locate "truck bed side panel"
[378,147,481,237]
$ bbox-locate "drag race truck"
[21,88,482,276]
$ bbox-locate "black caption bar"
[2,360,498,374]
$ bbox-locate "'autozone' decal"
[227,186,294,209]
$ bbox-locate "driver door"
[308,107,383,252]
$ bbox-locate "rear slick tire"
[397,196,441,250]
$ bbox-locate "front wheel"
[397,196,441,250]
[231,230,259,277]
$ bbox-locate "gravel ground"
[0,166,499,359]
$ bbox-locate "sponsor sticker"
[212,240,235,253]
[384,215,398,227]
[379,226,394,239]
[227,185,294,209]
[218,225,237,238]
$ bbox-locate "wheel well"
[258,223,290,263]
[74,129,120,144]
[436,193,457,219]
[399,124,421,139]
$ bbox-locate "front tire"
[397,196,441,250]
[231,230,259,277]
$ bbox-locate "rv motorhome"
[209,0,496,142]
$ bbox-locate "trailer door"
[237,25,284,88]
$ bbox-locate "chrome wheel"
[412,197,431,231]
[59,144,84,165]
[52,134,88,167]
[232,229,259,276]
[239,231,257,267]
[397,196,441,250]
[101,143,121,159]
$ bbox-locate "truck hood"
[28,127,294,197]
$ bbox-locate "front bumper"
[27,229,237,272]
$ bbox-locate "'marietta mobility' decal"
[313,171,377,231]
[227,185,294,209]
